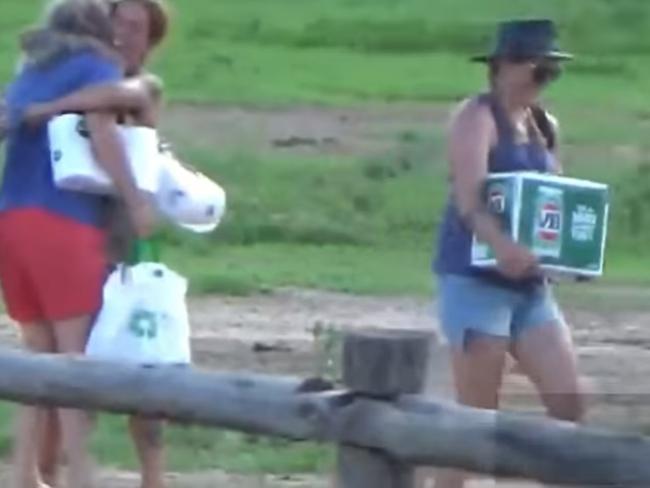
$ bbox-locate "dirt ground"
[2,103,648,486]
[159,103,450,158]
[2,286,650,487]
[166,287,650,487]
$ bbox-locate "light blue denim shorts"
[437,274,565,348]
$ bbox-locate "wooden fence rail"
[0,329,648,487]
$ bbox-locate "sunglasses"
[531,62,563,85]
[505,56,562,83]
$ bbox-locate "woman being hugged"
[19,2,171,487]
[0,1,154,487]
[433,19,582,488]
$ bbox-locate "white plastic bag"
[156,153,226,233]
[48,113,160,195]
[86,262,191,365]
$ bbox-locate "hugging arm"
[23,74,163,128]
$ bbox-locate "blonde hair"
[21,0,119,66]
[43,0,114,44]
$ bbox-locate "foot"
[11,476,51,488]
[40,471,58,488]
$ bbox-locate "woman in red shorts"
[17,2,171,487]
[0,1,154,487]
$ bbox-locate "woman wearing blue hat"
[433,19,582,487]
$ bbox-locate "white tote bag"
[86,262,191,365]
[48,113,161,195]
[156,153,226,233]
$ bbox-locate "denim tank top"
[434,94,556,289]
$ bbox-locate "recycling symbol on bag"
[128,309,158,339]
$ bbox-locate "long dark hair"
[486,58,554,150]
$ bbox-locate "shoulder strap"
[482,93,514,143]
[530,105,556,151]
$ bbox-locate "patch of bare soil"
[2,287,650,487]
[160,103,448,158]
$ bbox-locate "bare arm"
[23,75,163,128]
[448,100,509,249]
[84,111,154,237]
[52,79,149,113]
[448,98,537,278]
[85,111,141,205]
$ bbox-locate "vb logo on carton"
[533,186,564,258]
[538,201,562,241]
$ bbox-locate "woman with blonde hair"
[0,1,155,487]
[19,2,171,486]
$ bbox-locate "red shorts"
[0,209,107,324]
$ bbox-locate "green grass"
[128,0,650,292]
[152,136,444,296]
[154,133,650,297]
[94,414,333,474]
[1,0,650,109]
[170,243,434,297]
[148,0,650,110]
[0,401,333,474]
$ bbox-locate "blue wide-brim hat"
[471,19,573,63]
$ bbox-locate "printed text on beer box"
[518,179,608,273]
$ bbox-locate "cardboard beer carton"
[471,172,609,277]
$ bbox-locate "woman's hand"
[493,238,539,280]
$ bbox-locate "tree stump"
[338,328,433,488]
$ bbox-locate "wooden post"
[337,329,433,488]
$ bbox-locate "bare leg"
[433,332,509,488]
[51,316,95,488]
[512,323,584,488]
[13,323,56,488]
[512,322,584,422]
[129,416,165,488]
[38,409,61,487]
